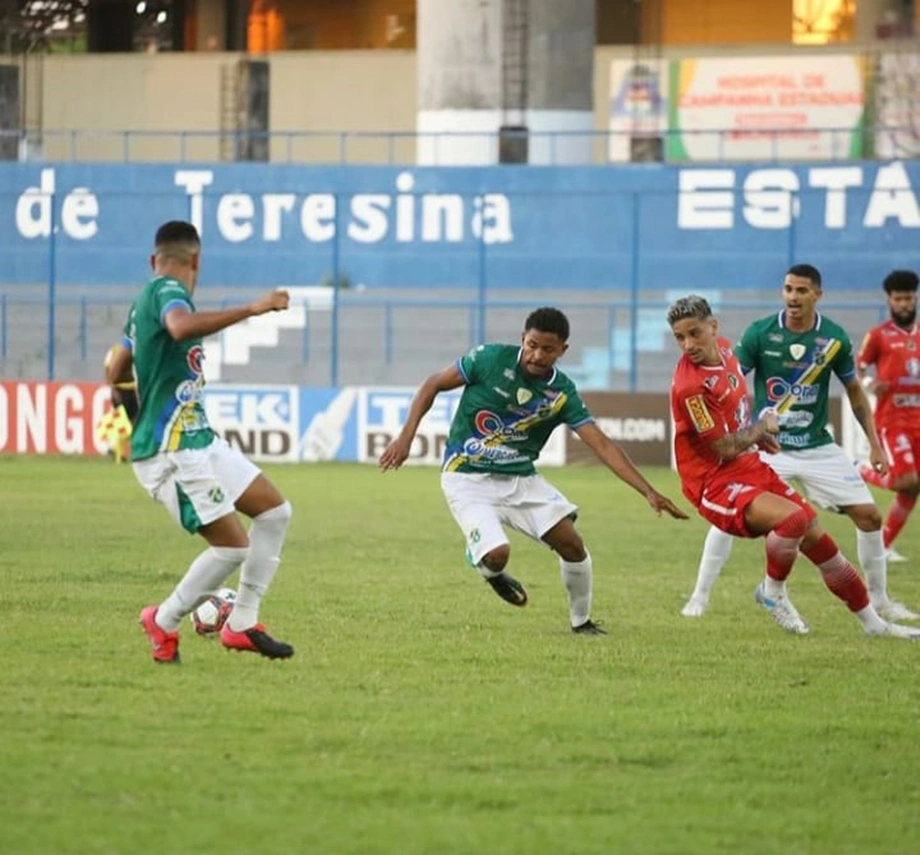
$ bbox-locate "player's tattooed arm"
[711,411,779,460]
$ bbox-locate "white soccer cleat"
[681,595,709,618]
[886,547,909,563]
[754,582,810,635]
[865,622,920,640]
[874,600,920,622]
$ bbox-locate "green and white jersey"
[123,275,214,461]
[735,311,856,451]
[444,343,593,475]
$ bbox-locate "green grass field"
[2,457,920,855]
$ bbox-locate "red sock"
[801,534,870,612]
[884,494,917,549]
[765,509,810,582]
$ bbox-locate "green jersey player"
[681,264,916,623]
[378,306,688,634]
[108,220,297,663]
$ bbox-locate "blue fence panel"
[0,159,917,385]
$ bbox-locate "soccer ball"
[189,587,237,636]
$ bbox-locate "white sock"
[857,528,888,604]
[853,603,889,633]
[156,545,249,632]
[560,551,593,628]
[692,527,733,600]
[228,501,292,632]
[763,576,786,601]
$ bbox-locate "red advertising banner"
[0,381,111,455]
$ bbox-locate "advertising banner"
[607,59,668,163]
[0,381,571,466]
[0,381,111,454]
[667,55,866,162]
[567,393,671,466]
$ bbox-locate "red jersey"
[857,320,920,429]
[671,337,759,505]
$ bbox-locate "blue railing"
[4,125,914,165]
[0,291,891,392]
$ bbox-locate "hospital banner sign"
[666,55,866,162]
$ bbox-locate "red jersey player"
[857,270,920,559]
[667,294,918,639]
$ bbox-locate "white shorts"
[440,471,578,565]
[133,436,261,534]
[760,444,873,512]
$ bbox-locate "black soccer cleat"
[485,573,529,607]
[220,623,295,659]
[572,619,607,635]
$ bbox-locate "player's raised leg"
[798,525,919,638]
[442,472,529,607]
[219,470,294,659]
[682,525,734,617]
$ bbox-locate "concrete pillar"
[417,0,595,165]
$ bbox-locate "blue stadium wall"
[1,161,917,290]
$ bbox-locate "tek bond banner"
[1,382,688,466]
[2,162,920,293]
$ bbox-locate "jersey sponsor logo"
[187,345,205,375]
[474,410,526,441]
[461,437,528,463]
[777,431,811,447]
[766,377,819,406]
[893,394,920,408]
[777,410,814,428]
[789,343,807,360]
[685,395,715,432]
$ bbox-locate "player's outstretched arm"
[378,364,466,472]
[574,422,689,519]
[164,289,290,341]
[843,377,888,475]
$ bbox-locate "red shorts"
[696,459,815,538]
[878,425,920,481]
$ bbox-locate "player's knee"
[482,545,510,573]
[851,505,882,531]
[262,499,293,523]
[556,535,586,563]
[774,508,810,540]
